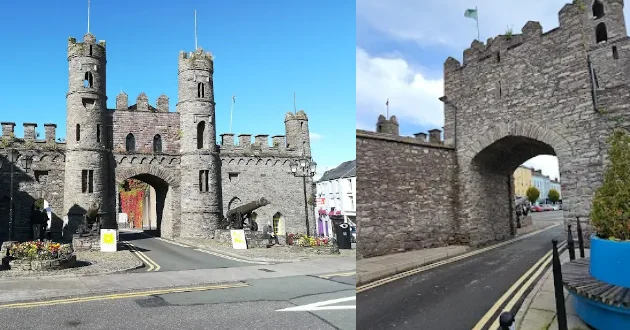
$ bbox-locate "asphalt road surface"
[120,231,249,272]
[357,212,565,330]
[0,274,356,330]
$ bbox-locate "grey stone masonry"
[0,31,315,244]
[358,0,630,257]
[376,115,399,135]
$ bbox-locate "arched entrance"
[116,166,178,238]
[458,121,574,246]
[272,212,284,236]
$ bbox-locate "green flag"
[464,8,478,21]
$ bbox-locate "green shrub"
[590,129,630,240]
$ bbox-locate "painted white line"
[154,237,191,248]
[277,296,356,311]
[193,248,271,265]
[357,223,562,293]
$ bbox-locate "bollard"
[576,217,585,258]
[567,224,575,261]
[552,239,568,330]
[499,311,516,330]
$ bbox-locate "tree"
[526,186,540,204]
[590,129,630,240]
[548,189,560,204]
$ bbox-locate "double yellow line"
[0,282,250,309]
[472,240,567,330]
[123,241,160,272]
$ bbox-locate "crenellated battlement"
[68,33,106,59]
[114,91,169,112]
[218,133,304,156]
[358,115,448,148]
[0,122,65,151]
[178,48,214,73]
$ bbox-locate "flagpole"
[476,6,480,41]
[229,93,235,133]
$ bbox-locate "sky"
[357,0,630,181]
[0,0,355,180]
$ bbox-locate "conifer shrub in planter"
[589,128,630,288]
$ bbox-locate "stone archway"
[115,165,179,238]
[456,121,576,247]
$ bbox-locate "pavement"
[515,249,592,330]
[356,211,565,330]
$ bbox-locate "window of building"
[593,0,604,19]
[96,124,101,143]
[197,83,205,98]
[81,170,94,193]
[153,134,162,153]
[84,72,94,88]
[613,45,619,59]
[76,124,80,141]
[199,170,209,192]
[197,121,205,149]
[596,23,608,43]
[126,133,135,152]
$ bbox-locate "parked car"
[531,205,543,212]
[544,204,554,211]
[552,204,560,211]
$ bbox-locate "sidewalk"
[356,245,470,286]
[0,256,355,304]
[515,249,591,330]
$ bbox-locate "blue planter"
[590,234,630,288]
[572,292,630,330]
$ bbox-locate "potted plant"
[589,128,630,288]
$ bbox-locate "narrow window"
[76,124,81,141]
[593,0,604,19]
[88,170,94,193]
[126,133,135,152]
[497,52,501,62]
[198,170,209,192]
[499,80,502,97]
[613,45,619,59]
[153,134,162,153]
[81,170,87,193]
[89,45,93,56]
[96,124,101,143]
[197,83,205,98]
[204,170,209,192]
[84,72,94,88]
[197,121,206,149]
[199,171,203,192]
[596,23,608,43]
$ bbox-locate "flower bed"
[6,241,76,271]
[286,233,339,254]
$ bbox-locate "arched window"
[197,121,205,149]
[596,23,608,43]
[84,72,93,88]
[126,133,135,152]
[197,83,205,98]
[76,124,81,141]
[272,212,283,236]
[593,0,604,19]
[153,134,162,153]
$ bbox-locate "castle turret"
[586,0,626,45]
[176,48,222,237]
[284,110,311,156]
[63,33,111,230]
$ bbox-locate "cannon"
[225,197,270,230]
[77,202,102,237]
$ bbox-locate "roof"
[318,160,355,182]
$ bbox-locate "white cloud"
[357,0,593,51]
[356,47,444,130]
[523,155,560,181]
[310,133,323,140]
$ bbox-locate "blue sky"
[0,0,355,179]
[357,0,630,180]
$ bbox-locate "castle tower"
[176,48,223,237]
[284,110,311,156]
[63,33,111,229]
[585,0,626,45]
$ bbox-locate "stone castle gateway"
[357,0,630,258]
[0,32,315,243]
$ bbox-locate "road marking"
[318,271,356,279]
[123,241,161,272]
[153,237,192,248]
[0,283,250,309]
[277,296,356,311]
[472,241,566,330]
[193,248,271,265]
[356,223,561,293]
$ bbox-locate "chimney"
[1,122,15,137]
[23,123,37,141]
[238,134,252,147]
[116,92,128,110]
[136,92,149,111]
[156,94,169,113]
[414,132,428,142]
[428,129,442,143]
[44,123,57,143]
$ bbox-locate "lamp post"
[0,149,32,248]
[289,155,317,237]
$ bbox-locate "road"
[0,272,356,330]
[357,212,565,330]
[119,231,252,272]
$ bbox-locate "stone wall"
[356,128,458,258]
[108,110,180,154]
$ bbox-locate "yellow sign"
[100,229,117,252]
[230,230,247,249]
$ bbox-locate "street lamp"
[289,155,317,237]
[0,149,33,250]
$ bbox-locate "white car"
[551,204,560,211]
